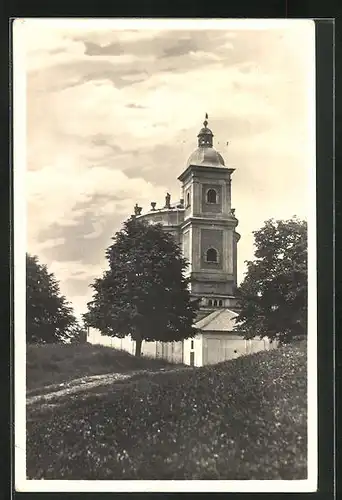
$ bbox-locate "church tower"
[178,114,240,315]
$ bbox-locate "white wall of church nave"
[87,330,276,367]
[183,334,203,367]
[202,333,275,365]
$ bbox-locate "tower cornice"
[178,165,235,183]
[181,216,239,231]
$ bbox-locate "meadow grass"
[26,342,180,391]
[26,343,307,480]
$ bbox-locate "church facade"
[87,116,275,365]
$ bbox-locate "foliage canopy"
[26,254,80,343]
[235,217,307,344]
[84,217,199,356]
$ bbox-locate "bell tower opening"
[206,188,217,204]
[206,247,218,263]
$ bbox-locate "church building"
[87,115,275,365]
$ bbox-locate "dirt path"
[27,372,144,406]
[27,366,193,407]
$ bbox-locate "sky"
[17,19,315,319]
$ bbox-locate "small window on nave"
[206,247,218,263]
[208,299,212,306]
[218,300,223,307]
[213,300,218,306]
[206,188,217,204]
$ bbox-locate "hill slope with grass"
[26,342,307,480]
[27,342,181,391]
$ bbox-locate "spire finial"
[203,113,208,128]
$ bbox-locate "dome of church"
[186,147,225,168]
[186,114,226,168]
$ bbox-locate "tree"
[26,254,79,344]
[234,217,307,344]
[84,217,199,356]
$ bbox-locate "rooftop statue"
[134,203,142,216]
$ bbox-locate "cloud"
[48,260,103,317]
[25,27,235,91]
[90,134,122,150]
[161,37,198,58]
[125,103,146,109]
[84,41,123,56]
[27,164,168,247]
[32,237,66,251]
[83,220,105,240]
[78,29,231,61]
[50,260,101,282]
[71,28,162,46]
[22,20,315,316]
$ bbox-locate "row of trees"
[27,216,307,352]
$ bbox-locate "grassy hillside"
[26,343,307,480]
[27,342,181,391]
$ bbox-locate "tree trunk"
[135,337,143,357]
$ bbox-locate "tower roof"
[186,114,226,168]
[186,147,225,168]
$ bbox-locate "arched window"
[218,300,223,307]
[208,299,212,306]
[206,189,217,204]
[214,300,218,307]
[186,192,191,207]
[206,247,218,263]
